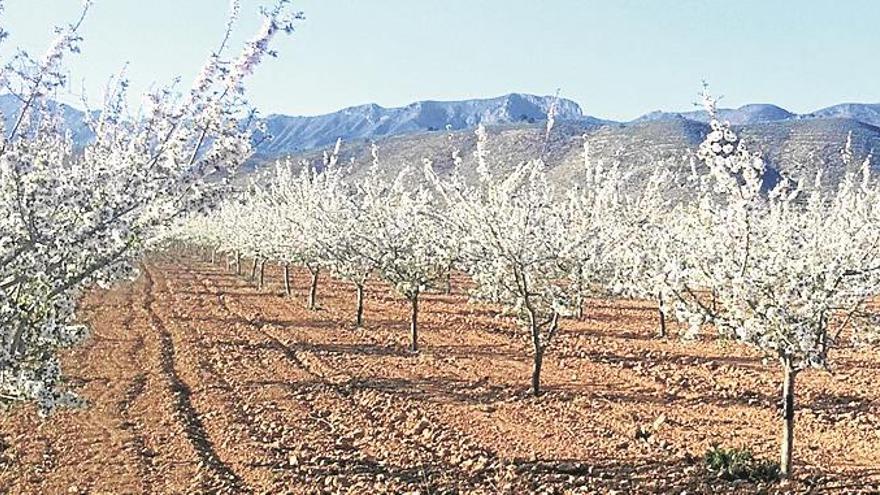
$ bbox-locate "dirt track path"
[0,257,878,494]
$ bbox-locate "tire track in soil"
[163,262,441,492]
[3,279,184,495]
[114,286,156,494]
[177,260,514,492]
[142,266,248,494]
[154,263,328,492]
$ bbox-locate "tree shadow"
[426,343,524,361]
[805,390,876,415]
[252,374,513,407]
[565,346,765,371]
[565,327,660,341]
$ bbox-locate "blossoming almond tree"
[316,155,387,327]
[428,147,577,395]
[664,89,880,477]
[0,0,300,412]
[556,140,629,322]
[601,153,690,337]
[271,156,345,310]
[360,165,451,352]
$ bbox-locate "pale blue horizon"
[2,0,878,121]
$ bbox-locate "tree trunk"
[531,340,544,397]
[308,269,319,310]
[258,259,266,290]
[780,364,797,478]
[444,270,452,295]
[210,248,216,264]
[409,292,419,352]
[235,251,242,275]
[10,321,25,358]
[355,283,365,327]
[574,266,584,320]
[657,291,667,338]
[529,314,544,396]
[283,263,292,297]
[250,257,258,281]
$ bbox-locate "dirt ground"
[0,256,877,494]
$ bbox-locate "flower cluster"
[659,91,880,373]
[0,1,299,413]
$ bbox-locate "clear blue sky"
[3,0,879,121]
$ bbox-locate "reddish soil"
[0,256,877,494]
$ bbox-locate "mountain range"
[253,93,602,155]
[2,92,878,185]
[633,102,880,128]
[253,96,880,159]
[243,94,880,192]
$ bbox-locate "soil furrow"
[142,266,248,494]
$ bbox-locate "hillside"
[255,116,880,195]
